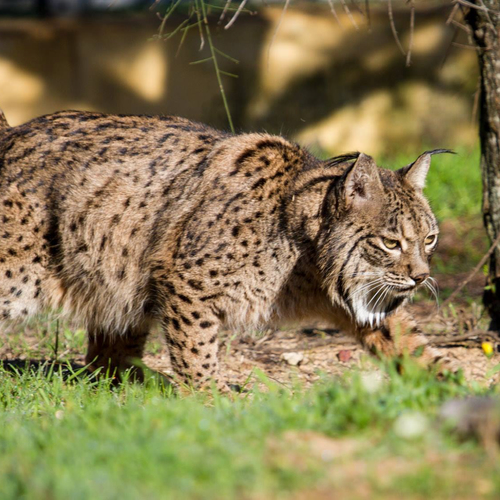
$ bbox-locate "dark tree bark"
[466,1,500,329]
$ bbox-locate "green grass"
[0,359,499,500]
[424,148,482,221]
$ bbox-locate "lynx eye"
[424,234,437,246]
[382,238,400,250]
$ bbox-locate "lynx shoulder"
[0,110,454,388]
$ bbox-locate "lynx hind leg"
[355,309,458,374]
[85,327,149,382]
[161,304,226,392]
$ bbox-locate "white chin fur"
[350,296,392,329]
[354,306,386,328]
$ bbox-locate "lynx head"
[318,150,452,328]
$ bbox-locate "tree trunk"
[466,1,500,329]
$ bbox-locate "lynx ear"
[401,149,455,190]
[344,153,383,208]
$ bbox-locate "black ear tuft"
[324,152,361,169]
[421,149,456,157]
[400,149,455,190]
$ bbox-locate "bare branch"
[199,0,235,132]
[349,0,365,18]
[442,230,500,308]
[218,0,232,23]
[267,0,291,67]
[176,21,194,57]
[406,0,415,67]
[452,41,480,49]
[388,0,406,57]
[340,0,359,30]
[194,0,205,51]
[326,0,343,28]
[450,19,472,34]
[225,0,248,29]
[455,0,491,12]
[446,2,460,24]
[156,0,182,39]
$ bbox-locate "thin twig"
[340,0,359,29]
[267,0,291,67]
[365,0,371,31]
[199,0,235,133]
[326,0,343,27]
[452,41,480,49]
[446,3,460,25]
[450,19,473,34]
[218,0,232,23]
[388,0,406,57]
[225,0,248,29]
[440,23,459,69]
[455,0,490,11]
[156,0,182,39]
[349,0,365,18]
[176,20,198,57]
[193,0,205,51]
[441,230,500,308]
[406,0,415,67]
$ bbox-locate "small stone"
[337,350,352,363]
[281,351,304,366]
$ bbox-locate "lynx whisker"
[354,284,384,298]
[424,279,439,308]
[353,278,385,295]
[365,282,387,309]
[371,284,393,327]
[371,284,389,311]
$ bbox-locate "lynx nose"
[412,273,429,284]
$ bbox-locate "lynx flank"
[0,110,452,389]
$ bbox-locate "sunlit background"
[0,0,477,156]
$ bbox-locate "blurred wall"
[0,4,478,155]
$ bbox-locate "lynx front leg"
[161,312,226,391]
[353,308,456,372]
[85,327,149,381]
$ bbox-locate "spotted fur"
[0,111,454,389]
